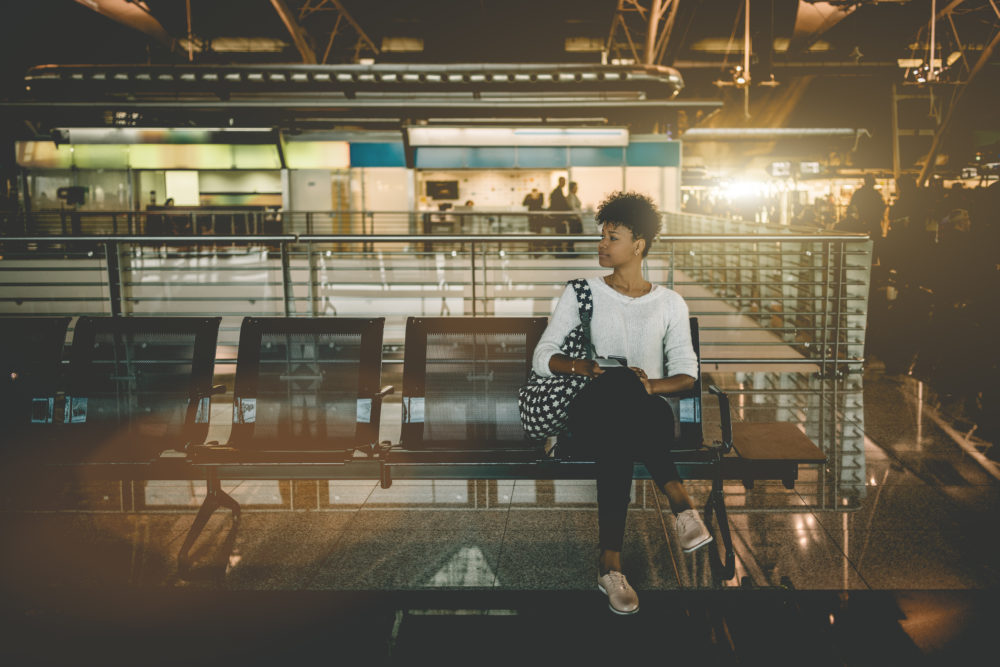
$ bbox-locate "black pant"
[566,368,680,552]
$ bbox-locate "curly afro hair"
[594,191,660,257]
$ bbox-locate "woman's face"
[598,223,641,267]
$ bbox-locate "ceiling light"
[209,37,287,53]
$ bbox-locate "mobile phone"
[609,355,628,367]
[595,356,628,368]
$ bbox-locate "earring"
[634,249,639,255]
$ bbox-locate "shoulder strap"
[568,279,596,359]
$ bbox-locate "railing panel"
[1,224,871,512]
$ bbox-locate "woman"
[531,191,712,615]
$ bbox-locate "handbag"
[518,279,597,441]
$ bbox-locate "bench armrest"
[191,384,226,401]
[708,385,733,454]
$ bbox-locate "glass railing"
[0,222,871,513]
[4,208,595,237]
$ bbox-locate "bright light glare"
[719,180,767,199]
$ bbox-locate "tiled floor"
[1,366,997,663]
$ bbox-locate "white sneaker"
[676,509,713,553]
[597,570,639,615]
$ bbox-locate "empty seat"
[179,316,391,576]
[0,317,71,458]
[59,316,221,463]
[396,316,547,458]
[198,316,390,461]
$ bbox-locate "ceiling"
[2,1,998,171]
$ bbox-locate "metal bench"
[2,316,221,474]
[380,315,826,580]
[1,317,72,463]
[183,316,392,574]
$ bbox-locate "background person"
[564,181,584,254]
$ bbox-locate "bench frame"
[5,314,826,584]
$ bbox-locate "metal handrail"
[0,230,871,512]
[2,232,869,243]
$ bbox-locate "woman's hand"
[565,357,603,378]
[629,366,652,394]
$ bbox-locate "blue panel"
[349,142,406,167]
[467,147,517,168]
[415,147,468,169]
[517,147,569,168]
[626,141,681,167]
[569,146,625,167]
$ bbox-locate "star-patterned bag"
[518,279,597,441]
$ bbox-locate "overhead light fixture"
[50,127,276,145]
[208,37,287,53]
[381,37,423,52]
[565,37,604,52]
[406,126,629,147]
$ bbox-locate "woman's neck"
[605,267,650,296]
[611,264,643,284]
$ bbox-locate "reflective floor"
[1,365,997,664]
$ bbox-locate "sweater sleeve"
[531,283,581,377]
[663,293,699,379]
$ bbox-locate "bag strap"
[568,279,597,359]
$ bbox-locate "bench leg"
[703,473,736,581]
[177,469,241,579]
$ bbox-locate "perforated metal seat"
[195,316,390,461]
[388,316,546,463]
[382,315,738,578]
[179,316,391,576]
[59,316,221,463]
[0,317,71,457]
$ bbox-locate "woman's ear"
[635,238,646,256]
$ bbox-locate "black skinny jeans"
[566,367,681,552]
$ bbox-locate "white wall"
[625,166,681,213]
[137,171,167,208]
[199,170,281,194]
[357,167,411,211]
[164,171,199,206]
[566,167,625,214]
[288,169,333,211]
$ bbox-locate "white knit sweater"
[532,277,699,381]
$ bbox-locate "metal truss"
[605,0,682,66]
[907,0,1000,184]
[272,0,379,64]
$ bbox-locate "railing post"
[832,239,847,373]
[104,239,124,317]
[470,240,477,316]
[307,241,319,317]
[668,241,675,289]
[820,240,832,374]
[280,239,294,317]
[367,212,375,252]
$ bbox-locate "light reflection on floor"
[2,366,996,596]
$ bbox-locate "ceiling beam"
[270,0,318,64]
[291,0,379,64]
[72,0,177,51]
[607,0,679,66]
[918,25,1000,185]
